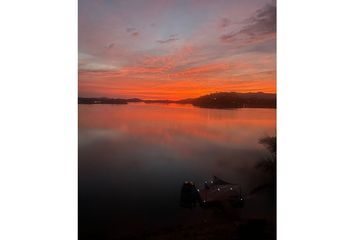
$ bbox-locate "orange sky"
[79,0,276,100]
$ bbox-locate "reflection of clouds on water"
[79,104,276,232]
[79,103,275,187]
[79,128,267,180]
[79,129,122,147]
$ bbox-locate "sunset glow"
[79,0,276,100]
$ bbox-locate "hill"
[184,92,276,108]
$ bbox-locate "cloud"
[131,32,139,37]
[157,37,178,44]
[126,27,136,33]
[126,28,139,37]
[79,51,117,72]
[240,4,276,36]
[78,0,276,99]
[119,66,168,74]
[171,63,231,77]
[79,62,117,72]
[220,31,238,42]
[105,43,115,49]
[220,4,276,43]
[219,17,231,28]
[79,52,94,60]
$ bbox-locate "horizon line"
[78,91,276,101]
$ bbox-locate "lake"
[79,103,276,239]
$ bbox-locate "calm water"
[79,103,276,239]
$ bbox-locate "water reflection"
[79,103,276,239]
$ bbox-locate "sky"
[79,0,276,100]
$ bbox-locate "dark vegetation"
[251,136,276,197]
[79,92,276,109]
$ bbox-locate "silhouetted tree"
[251,136,276,197]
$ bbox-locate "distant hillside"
[126,98,143,103]
[78,97,127,104]
[79,92,276,108]
[183,92,276,108]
